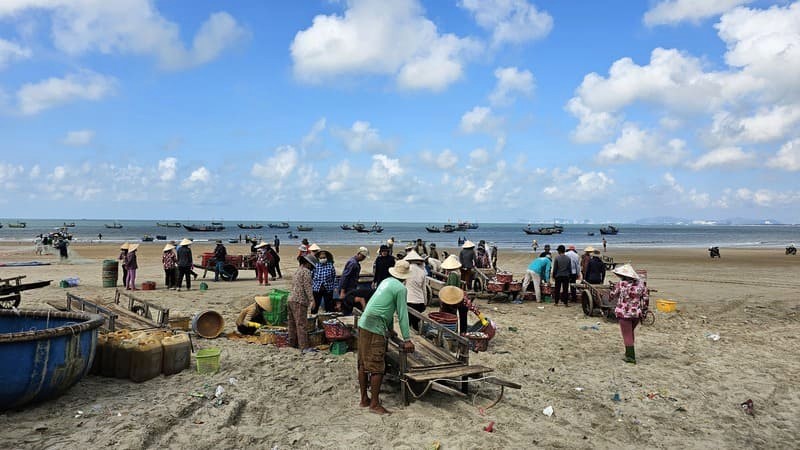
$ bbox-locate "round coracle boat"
[0,309,104,410]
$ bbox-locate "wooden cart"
[578,281,655,325]
[354,307,520,406]
[0,275,52,309]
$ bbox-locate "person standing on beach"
[213,240,227,282]
[403,251,428,331]
[428,243,439,260]
[372,244,395,288]
[459,240,477,290]
[287,254,317,349]
[162,244,178,290]
[532,240,538,252]
[539,244,551,258]
[611,264,649,364]
[602,237,607,252]
[118,243,129,285]
[340,247,369,299]
[312,250,336,313]
[274,235,280,253]
[125,244,139,290]
[566,244,581,302]
[584,249,606,284]
[357,260,414,415]
[552,245,572,306]
[413,238,428,256]
[176,238,193,291]
[57,238,69,260]
[266,243,282,279]
[254,242,270,286]
[489,242,498,270]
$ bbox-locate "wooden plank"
[406,365,494,383]
[483,376,522,390]
[429,381,467,397]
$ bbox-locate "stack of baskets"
[488,271,520,292]
[427,312,458,333]
[262,289,289,325]
[322,319,352,341]
[463,331,489,352]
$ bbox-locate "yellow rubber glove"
[247,321,261,328]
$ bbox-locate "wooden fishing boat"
[62,222,76,227]
[268,222,290,229]
[340,224,353,230]
[156,222,182,228]
[599,225,619,235]
[426,226,441,233]
[442,224,457,233]
[104,222,123,229]
[141,235,154,242]
[237,223,263,229]
[7,222,26,228]
[183,224,225,232]
[296,225,313,232]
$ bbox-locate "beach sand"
[0,242,798,449]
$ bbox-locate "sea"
[0,220,797,250]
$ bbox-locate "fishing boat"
[7,222,26,228]
[296,225,313,232]
[211,221,224,226]
[157,222,182,228]
[458,221,479,230]
[599,225,619,235]
[286,231,298,239]
[141,235,154,242]
[104,221,123,229]
[237,223,264,229]
[371,223,384,233]
[155,235,167,240]
[587,232,595,236]
[523,225,556,235]
[268,222,290,229]
[183,224,225,232]
[62,222,75,227]
[426,226,441,233]
[442,224,457,233]
[340,224,353,230]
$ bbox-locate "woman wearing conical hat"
[162,244,178,290]
[611,264,649,364]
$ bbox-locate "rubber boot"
[624,346,636,364]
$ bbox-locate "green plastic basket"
[195,347,221,374]
[330,341,348,355]
[262,289,289,325]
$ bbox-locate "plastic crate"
[195,348,221,374]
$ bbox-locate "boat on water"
[62,222,75,227]
[104,222,123,229]
[458,221,479,230]
[340,224,353,230]
[268,222,290,229]
[426,226,441,233]
[442,224,457,233]
[7,222,26,228]
[237,223,263,229]
[296,225,313,232]
[599,225,619,235]
[371,223,384,233]
[142,235,154,242]
[587,232,595,236]
[155,235,167,240]
[183,224,225,232]
[523,226,554,235]
[157,222,182,228]
[211,221,224,226]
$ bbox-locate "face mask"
[319,258,328,263]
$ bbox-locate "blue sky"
[1,0,799,223]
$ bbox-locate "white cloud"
[365,154,405,199]
[543,168,614,199]
[597,124,688,165]
[459,0,553,46]
[28,164,40,178]
[0,38,32,69]
[326,161,351,192]
[644,0,753,26]
[290,0,479,91]
[659,172,712,208]
[185,167,210,184]
[470,148,490,166]
[17,71,116,115]
[251,146,299,181]
[157,157,177,182]
[687,147,755,170]
[766,138,800,171]
[438,149,459,169]
[333,121,394,153]
[301,118,327,149]
[0,163,24,188]
[62,129,94,146]
[51,166,67,181]
[489,66,534,106]
[0,1,248,71]
[734,187,800,207]
[565,97,619,143]
[460,106,502,134]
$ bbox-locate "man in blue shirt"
[522,254,551,303]
[339,246,369,299]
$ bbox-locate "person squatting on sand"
[611,264,649,364]
[357,260,415,415]
[236,296,270,335]
[287,253,317,349]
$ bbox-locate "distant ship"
[296,225,313,232]
[268,222,290,229]
[237,223,264,229]
[426,226,440,233]
[7,222,26,228]
[183,224,225,232]
[157,222,182,228]
[62,222,76,227]
[104,222,123,229]
[599,225,619,235]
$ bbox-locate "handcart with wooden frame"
[577,281,655,325]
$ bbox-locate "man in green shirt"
[358,259,415,415]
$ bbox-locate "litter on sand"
[543,406,554,417]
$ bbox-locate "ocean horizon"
[1,219,797,250]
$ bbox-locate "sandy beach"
[1,241,798,449]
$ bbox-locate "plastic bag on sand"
[543,406,554,417]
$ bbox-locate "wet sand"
[0,242,798,449]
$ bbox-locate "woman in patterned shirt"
[254,242,270,286]
[611,264,649,364]
[162,244,178,290]
[311,250,336,313]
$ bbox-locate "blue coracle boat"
[0,309,104,410]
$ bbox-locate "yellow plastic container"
[656,299,677,313]
[130,339,163,383]
[114,338,140,379]
[162,333,191,376]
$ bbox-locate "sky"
[0,0,799,223]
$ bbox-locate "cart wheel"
[221,264,238,281]
[641,310,655,326]
[581,290,594,316]
[0,294,21,309]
